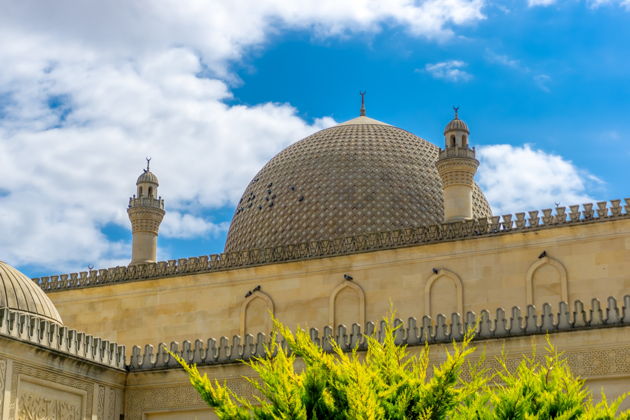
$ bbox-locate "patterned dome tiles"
[225,120,492,252]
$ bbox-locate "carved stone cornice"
[33,198,630,292]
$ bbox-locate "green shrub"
[171,315,630,419]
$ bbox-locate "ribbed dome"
[444,118,469,134]
[224,116,492,252]
[0,261,63,324]
[137,170,159,185]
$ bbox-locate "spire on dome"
[359,91,366,116]
[137,159,159,185]
[453,106,459,119]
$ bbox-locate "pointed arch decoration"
[424,268,464,317]
[328,280,366,328]
[240,290,275,337]
[526,256,568,307]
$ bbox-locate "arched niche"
[424,269,464,318]
[328,281,365,329]
[240,291,274,337]
[526,256,568,309]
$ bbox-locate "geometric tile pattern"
[225,118,492,252]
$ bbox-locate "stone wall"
[45,210,630,351]
[3,296,630,419]
[0,338,126,420]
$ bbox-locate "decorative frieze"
[33,198,630,292]
[18,392,81,420]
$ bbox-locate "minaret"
[436,108,479,223]
[128,159,165,265]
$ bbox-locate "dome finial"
[453,106,459,120]
[145,156,151,172]
[359,91,366,116]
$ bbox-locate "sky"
[0,0,628,277]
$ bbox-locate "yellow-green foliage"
[170,316,630,419]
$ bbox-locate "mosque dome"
[0,261,63,324]
[224,115,492,252]
[444,117,469,134]
[137,170,159,185]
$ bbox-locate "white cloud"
[0,0,486,273]
[528,0,557,6]
[485,49,551,92]
[161,212,229,239]
[477,144,599,216]
[590,0,630,8]
[424,60,473,82]
[528,0,630,7]
[485,50,525,70]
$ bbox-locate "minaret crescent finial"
[359,91,366,116]
[146,157,151,171]
[453,106,459,119]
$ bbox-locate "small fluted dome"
[225,116,491,252]
[0,261,63,324]
[137,169,159,185]
[444,117,469,134]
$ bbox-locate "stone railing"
[128,196,164,210]
[34,198,630,292]
[438,146,476,159]
[0,308,126,370]
[127,295,630,371]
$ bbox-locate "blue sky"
[0,0,628,277]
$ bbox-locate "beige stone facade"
[43,214,630,349]
[0,322,127,419]
[1,114,629,419]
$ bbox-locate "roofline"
[33,198,630,293]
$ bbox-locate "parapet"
[128,196,165,210]
[438,146,476,160]
[0,307,126,370]
[33,198,630,292]
[127,294,630,371]
[3,295,629,372]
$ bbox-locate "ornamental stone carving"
[18,392,81,420]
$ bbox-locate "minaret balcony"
[128,197,165,210]
[438,146,476,160]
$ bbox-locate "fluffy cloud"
[477,144,599,216]
[424,60,473,82]
[0,0,485,273]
